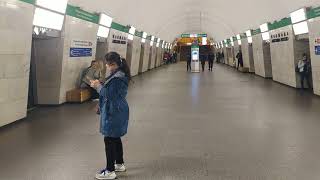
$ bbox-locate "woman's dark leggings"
[104,137,124,172]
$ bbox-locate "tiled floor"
[1,62,320,180]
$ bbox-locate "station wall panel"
[307,17,320,95]
[0,0,33,126]
[59,16,99,104]
[141,40,150,73]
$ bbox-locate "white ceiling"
[69,0,319,42]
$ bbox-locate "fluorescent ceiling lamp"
[290,8,307,24]
[246,30,252,37]
[157,38,161,43]
[261,32,270,41]
[190,34,198,37]
[238,40,242,45]
[293,21,309,35]
[36,0,68,14]
[151,36,155,41]
[129,26,136,35]
[260,23,269,33]
[33,8,65,30]
[141,38,146,43]
[248,36,253,43]
[99,13,113,27]
[237,34,241,40]
[150,41,153,46]
[97,26,110,38]
[128,34,134,40]
[202,37,207,45]
[142,32,147,39]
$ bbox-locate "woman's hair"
[105,52,131,81]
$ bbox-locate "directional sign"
[70,48,92,57]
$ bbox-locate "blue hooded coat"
[97,70,129,137]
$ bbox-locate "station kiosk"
[252,26,272,78]
[191,45,200,73]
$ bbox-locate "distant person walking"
[208,52,215,71]
[200,54,207,72]
[187,54,191,71]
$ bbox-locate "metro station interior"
[1,0,320,179]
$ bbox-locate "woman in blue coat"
[90,52,130,180]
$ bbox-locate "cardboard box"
[66,88,91,103]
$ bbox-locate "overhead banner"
[66,5,99,24]
[70,40,93,57]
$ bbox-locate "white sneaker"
[115,164,126,172]
[95,169,117,180]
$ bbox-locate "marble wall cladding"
[33,38,64,104]
[107,29,128,58]
[59,16,98,103]
[223,47,228,64]
[252,34,272,78]
[96,40,108,60]
[309,17,320,96]
[242,39,251,69]
[233,41,240,67]
[0,0,33,126]
[156,47,161,67]
[270,26,298,88]
[227,47,235,66]
[150,45,157,69]
[130,37,142,76]
[141,40,150,73]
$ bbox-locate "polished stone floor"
[1,62,320,180]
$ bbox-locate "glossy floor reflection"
[1,62,320,180]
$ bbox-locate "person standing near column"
[236,50,243,70]
[297,53,312,90]
[91,52,130,180]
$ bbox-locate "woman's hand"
[90,80,101,89]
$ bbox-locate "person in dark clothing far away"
[187,54,191,72]
[200,54,207,72]
[236,50,243,70]
[208,52,215,71]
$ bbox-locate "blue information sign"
[316,46,320,55]
[70,48,92,57]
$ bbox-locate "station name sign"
[271,32,289,43]
[181,34,207,38]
